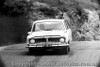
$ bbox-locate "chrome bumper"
[26,42,69,48]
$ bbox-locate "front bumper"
[26,43,69,48]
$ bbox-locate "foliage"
[0,0,29,16]
[0,0,100,43]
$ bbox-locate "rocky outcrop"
[80,9,100,40]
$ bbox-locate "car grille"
[35,38,46,43]
[34,37,60,45]
[48,38,60,42]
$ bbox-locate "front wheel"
[63,46,70,54]
[67,46,70,52]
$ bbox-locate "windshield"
[33,21,66,31]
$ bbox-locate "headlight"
[30,39,35,44]
[60,38,65,43]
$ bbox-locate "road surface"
[0,41,100,67]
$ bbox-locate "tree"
[0,0,5,8]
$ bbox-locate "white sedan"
[26,19,72,53]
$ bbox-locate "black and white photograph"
[0,0,100,67]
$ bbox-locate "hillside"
[0,0,100,45]
[28,0,100,41]
[75,0,99,10]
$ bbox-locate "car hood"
[27,30,68,39]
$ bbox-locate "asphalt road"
[0,41,100,67]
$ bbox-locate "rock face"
[28,0,61,6]
[72,9,100,41]
[80,9,100,40]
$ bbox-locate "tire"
[63,46,70,54]
[67,41,71,52]
[67,46,70,52]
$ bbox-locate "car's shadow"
[24,50,69,56]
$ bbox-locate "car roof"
[33,19,65,24]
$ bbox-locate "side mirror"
[27,31,32,35]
